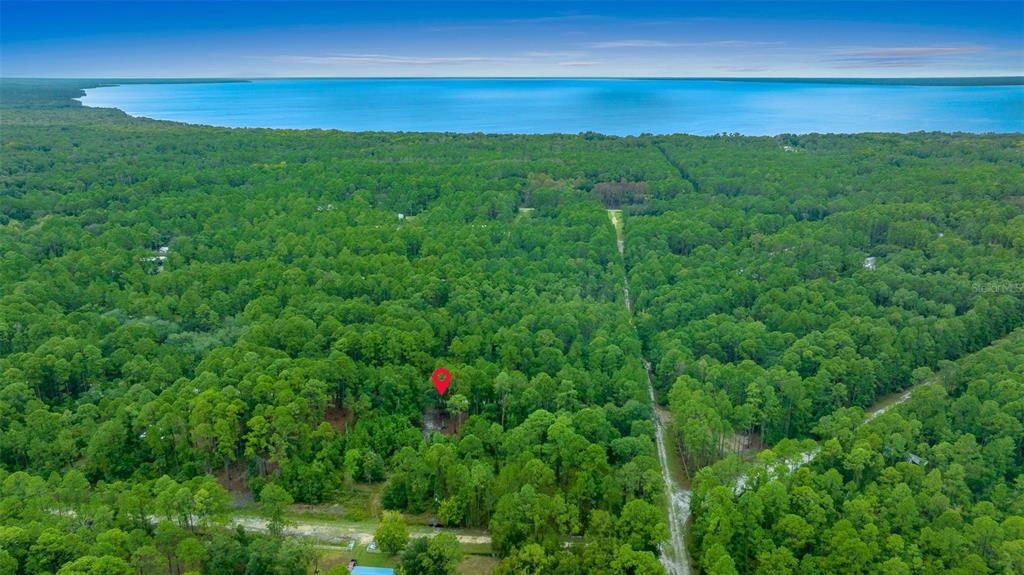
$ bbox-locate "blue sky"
[2,1,1022,77]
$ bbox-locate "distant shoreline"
[6,76,1024,87]
[73,77,1023,136]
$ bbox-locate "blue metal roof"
[351,568,395,575]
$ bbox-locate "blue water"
[79,79,1024,136]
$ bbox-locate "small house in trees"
[141,246,169,273]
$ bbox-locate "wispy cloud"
[714,65,770,73]
[587,39,681,49]
[586,39,784,49]
[556,61,600,67]
[832,60,928,69]
[840,46,986,58]
[428,14,602,32]
[525,51,588,59]
[275,54,521,66]
[828,45,986,68]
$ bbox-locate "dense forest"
[689,330,1024,575]
[0,79,1022,575]
[628,133,1023,461]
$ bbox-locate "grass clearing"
[656,405,693,489]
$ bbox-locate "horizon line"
[4,75,1024,80]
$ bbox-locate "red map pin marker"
[432,368,451,395]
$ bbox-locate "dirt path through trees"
[230,514,493,545]
[732,377,937,493]
[608,209,691,575]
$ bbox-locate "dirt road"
[609,209,691,575]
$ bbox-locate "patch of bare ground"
[325,405,357,433]
[422,407,461,438]
[215,461,252,497]
[724,431,764,459]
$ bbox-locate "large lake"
[79,79,1024,136]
